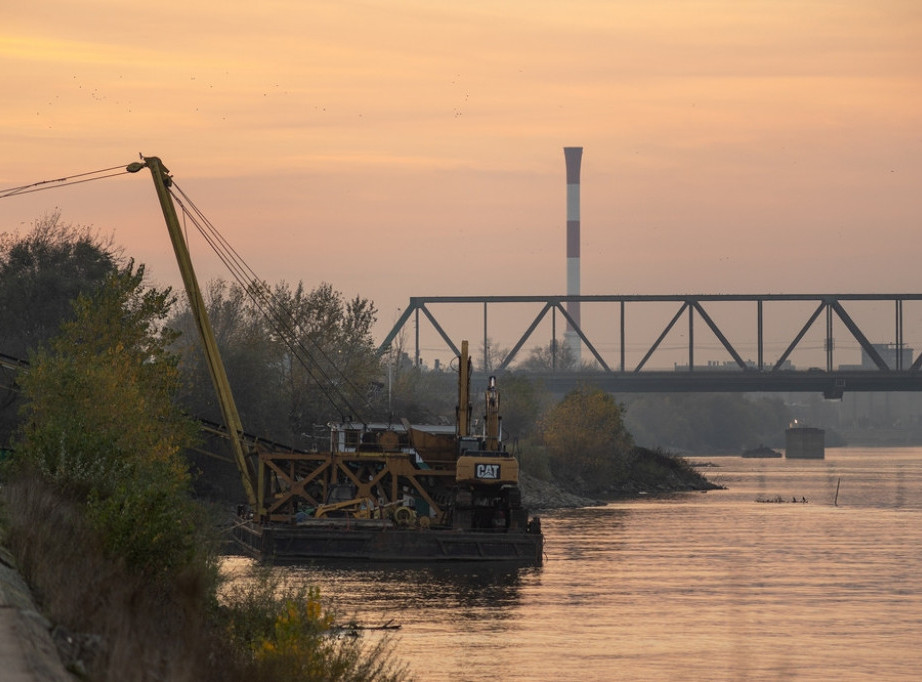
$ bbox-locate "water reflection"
[541,505,627,562]
[282,562,539,623]
[223,449,922,680]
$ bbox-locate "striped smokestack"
[564,146,582,364]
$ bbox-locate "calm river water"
[224,447,922,681]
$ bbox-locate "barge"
[134,156,543,565]
[227,352,544,565]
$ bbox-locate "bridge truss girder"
[376,294,922,397]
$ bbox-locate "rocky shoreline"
[518,470,604,509]
[0,547,72,682]
[519,453,721,511]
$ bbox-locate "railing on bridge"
[376,294,922,397]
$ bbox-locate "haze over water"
[229,447,922,680]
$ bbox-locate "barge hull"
[232,522,544,564]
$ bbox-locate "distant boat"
[741,445,783,458]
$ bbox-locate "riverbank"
[0,547,72,681]
[0,445,717,681]
[519,446,721,510]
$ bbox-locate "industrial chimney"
[564,146,583,364]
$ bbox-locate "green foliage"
[170,279,381,446]
[0,212,121,447]
[0,472,225,681]
[2,471,411,681]
[625,446,711,492]
[0,220,411,679]
[85,463,210,576]
[0,211,119,359]
[12,261,202,577]
[515,440,553,481]
[221,567,412,682]
[173,279,290,439]
[538,384,634,492]
[385,362,455,423]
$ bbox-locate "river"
[223,447,922,680]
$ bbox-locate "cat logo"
[475,463,500,479]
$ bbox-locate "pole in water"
[834,477,841,506]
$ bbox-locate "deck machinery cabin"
[259,342,527,535]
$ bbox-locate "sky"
[2,0,922,367]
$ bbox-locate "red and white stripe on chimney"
[564,146,582,364]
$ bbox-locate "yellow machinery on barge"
[130,156,543,563]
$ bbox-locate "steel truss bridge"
[377,294,922,398]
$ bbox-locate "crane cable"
[1,163,373,421]
[168,182,372,422]
[169,186,355,417]
[170,186,356,418]
[0,165,130,200]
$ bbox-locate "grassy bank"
[0,471,412,682]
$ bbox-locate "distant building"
[838,343,914,371]
[674,359,794,372]
[862,343,913,370]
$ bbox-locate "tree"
[169,279,382,447]
[0,212,120,446]
[386,363,456,424]
[622,393,793,453]
[538,384,634,492]
[171,278,291,441]
[13,260,202,575]
[0,212,119,359]
[621,394,697,451]
[518,340,578,372]
[3,262,412,680]
[476,337,510,373]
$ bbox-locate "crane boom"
[128,156,259,510]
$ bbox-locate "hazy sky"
[2,1,921,363]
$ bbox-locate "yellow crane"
[127,157,260,515]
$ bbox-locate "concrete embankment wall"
[0,546,72,681]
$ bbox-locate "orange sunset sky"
[2,1,922,363]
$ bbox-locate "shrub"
[220,567,413,682]
[85,461,215,577]
[538,384,634,492]
[0,470,229,681]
